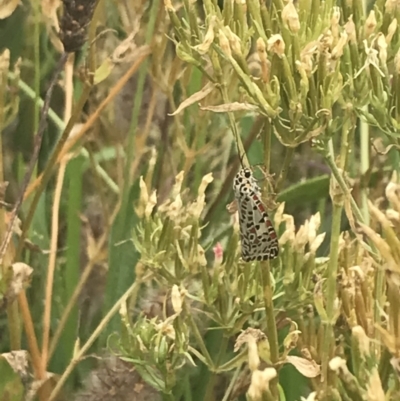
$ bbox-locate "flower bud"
[364,10,377,38]
[171,284,183,314]
[195,16,216,54]
[267,34,285,57]
[282,0,300,33]
[376,33,388,64]
[386,18,398,44]
[225,26,242,56]
[145,190,157,218]
[256,37,271,82]
[331,7,341,40]
[331,32,348,60]
[248,337,260,371]
[247,368,277,401]
[219,29,232,57]
[213,242,223,266]
[345,15,357,44]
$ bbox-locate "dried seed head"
[282,0,300,33]
[59,0,98,52]
[364,11,377,38]
[171,285,182,314]
[190,173,213,218]
[168,194,183,219]
[279,214,295,245]
[345,15,357,44]
[267,34,285,57]
[247,368,277,401]
[300,41,318,75]
[136,177,149,218]
[352,325,370,357]
[310,233,326,254]
[308,212,321,244]
[195,16,216,54]
[256,37,270,82]
[219,30,232,58]
[196,244,207,266]
[320,30,334,52]
[283,326,301,351]
[386,18,398,44]
[376,33,388,64]
[225,26,242,56]
[171,171,185,198]
[385,180,400,207]
[331,7,341,40]
[329,356,348,372]
[247,51,262,77]
[294,222,309,251]
[273,202,285,227]
[234,328,267,351]
[145,191,157,219]
[331,32,348,60]
[366,369,385,401]
[248,337,260,371]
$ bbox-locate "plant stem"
[202,335,229,401]
[359,110,370,225]
[321,201,342,388]
[276,147,294,192]
[260,260,279,398]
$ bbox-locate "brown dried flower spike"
[59,0,98,53]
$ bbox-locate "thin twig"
[42,159,68,370]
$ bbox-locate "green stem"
[185,304,214,367]
[263,120,272,173]
[324,154,364,224]
[202,335,229,401]
[221,365,242,401]
[276,147,294,192]
[260,261,279,398]
[321,201,342,388]
[359,109,370,225]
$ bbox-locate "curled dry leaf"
[169,83,215,116]
[234,328,267,352]
[200,102,259,113]
[285,355,321,378]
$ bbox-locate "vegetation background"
[0,0,400,400]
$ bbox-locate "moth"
[233,167,279,261]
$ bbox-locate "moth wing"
[237,193,279,262]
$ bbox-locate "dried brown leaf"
[200,102,259,113]
[285,355,320,378]
[169,83,215,116]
